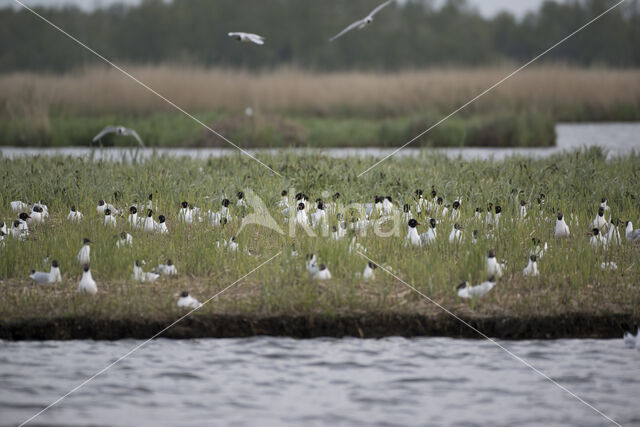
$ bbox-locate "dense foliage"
[1,0,639,72]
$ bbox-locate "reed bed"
[1,65,639,117]
[0,149,639,323]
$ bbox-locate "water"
[1,123,639,161]
[1,337,637,426]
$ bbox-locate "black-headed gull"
[306,253,318,276]
[362,262,377,281]
[457,276,496,299]
[93,125,144,147]
[519,200,527,219]
[448,223,462,243]
[314,264,332,280]
[78,264,97,295]
[295,203,309,227]
[606,219,621,245]
[10,201,29,212]
[67,205,83,222]
[157,215,169,234]
[486,250,504,278]
[405,219,421,247]
[228,32,265,45]
[155,259,177,276]
[591,206,607,230]
[104,208,116,227]
[29,205,45,225]
[625,221,640,242]
[554,212,570,238]
[278,190,289,208]
[30,260,62,284]
[590,228,605,247]
[132,260,160,282]
[116,231,133,248]
[177,291,202,309]
[142,209,156,232]
[420,218,437,246]
[128,206,139,228]
[329,0,394,41]
[485,203,494,224]
[97,199,116,215]
[522,254,539,277]
[77,238,91,264]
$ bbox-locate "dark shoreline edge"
[0,313,633,341]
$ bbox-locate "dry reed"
[1,65,638,116]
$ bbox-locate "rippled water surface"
[1,337,638,426]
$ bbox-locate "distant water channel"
[1,337,638,426]
[1,122,639,161]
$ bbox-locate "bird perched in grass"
[306,253,318,276]
[30,260,62,284]
[142,209,156,232]
[590,228,605,247]
[132,260,160,283]
[314,264,332,280]
[10,201,29,212]
[448,223,462,243]
[154,259,177,276]
[420,218,437,246]
[29,205,45,225]
[128,206,139,229]
[116,232,133,248]
[625,221,640,242]
[157,215,169,235]
[67,205,83,222]
[606,219,621,245]
[486,250,504,279]
[104,208,116,227]
[96,199,116,215]
[78,264,97,295]
[405,219,421,247]
[457,276,496,299]
[362,262,377,282]
[554,212,570,238]
[177,291,202,309]
[522,255,539,277]
[77,238,91,264]
[519,200,527,219]
[591,206,607,230]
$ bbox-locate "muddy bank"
[0,312,633,340]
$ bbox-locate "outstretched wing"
[123,128,145,147]
[369,0,393,18]
[92,126,118,142]
[247,34,265,45]
[329,19,365,42]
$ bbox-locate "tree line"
[1,0,639,72]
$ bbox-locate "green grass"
[0,110,555,148]
[0,148,639,323]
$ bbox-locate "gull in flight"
[93,126,144,147]
[329,0,394,42]
[228,32,265,45]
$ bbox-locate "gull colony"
[3,188,639,341]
